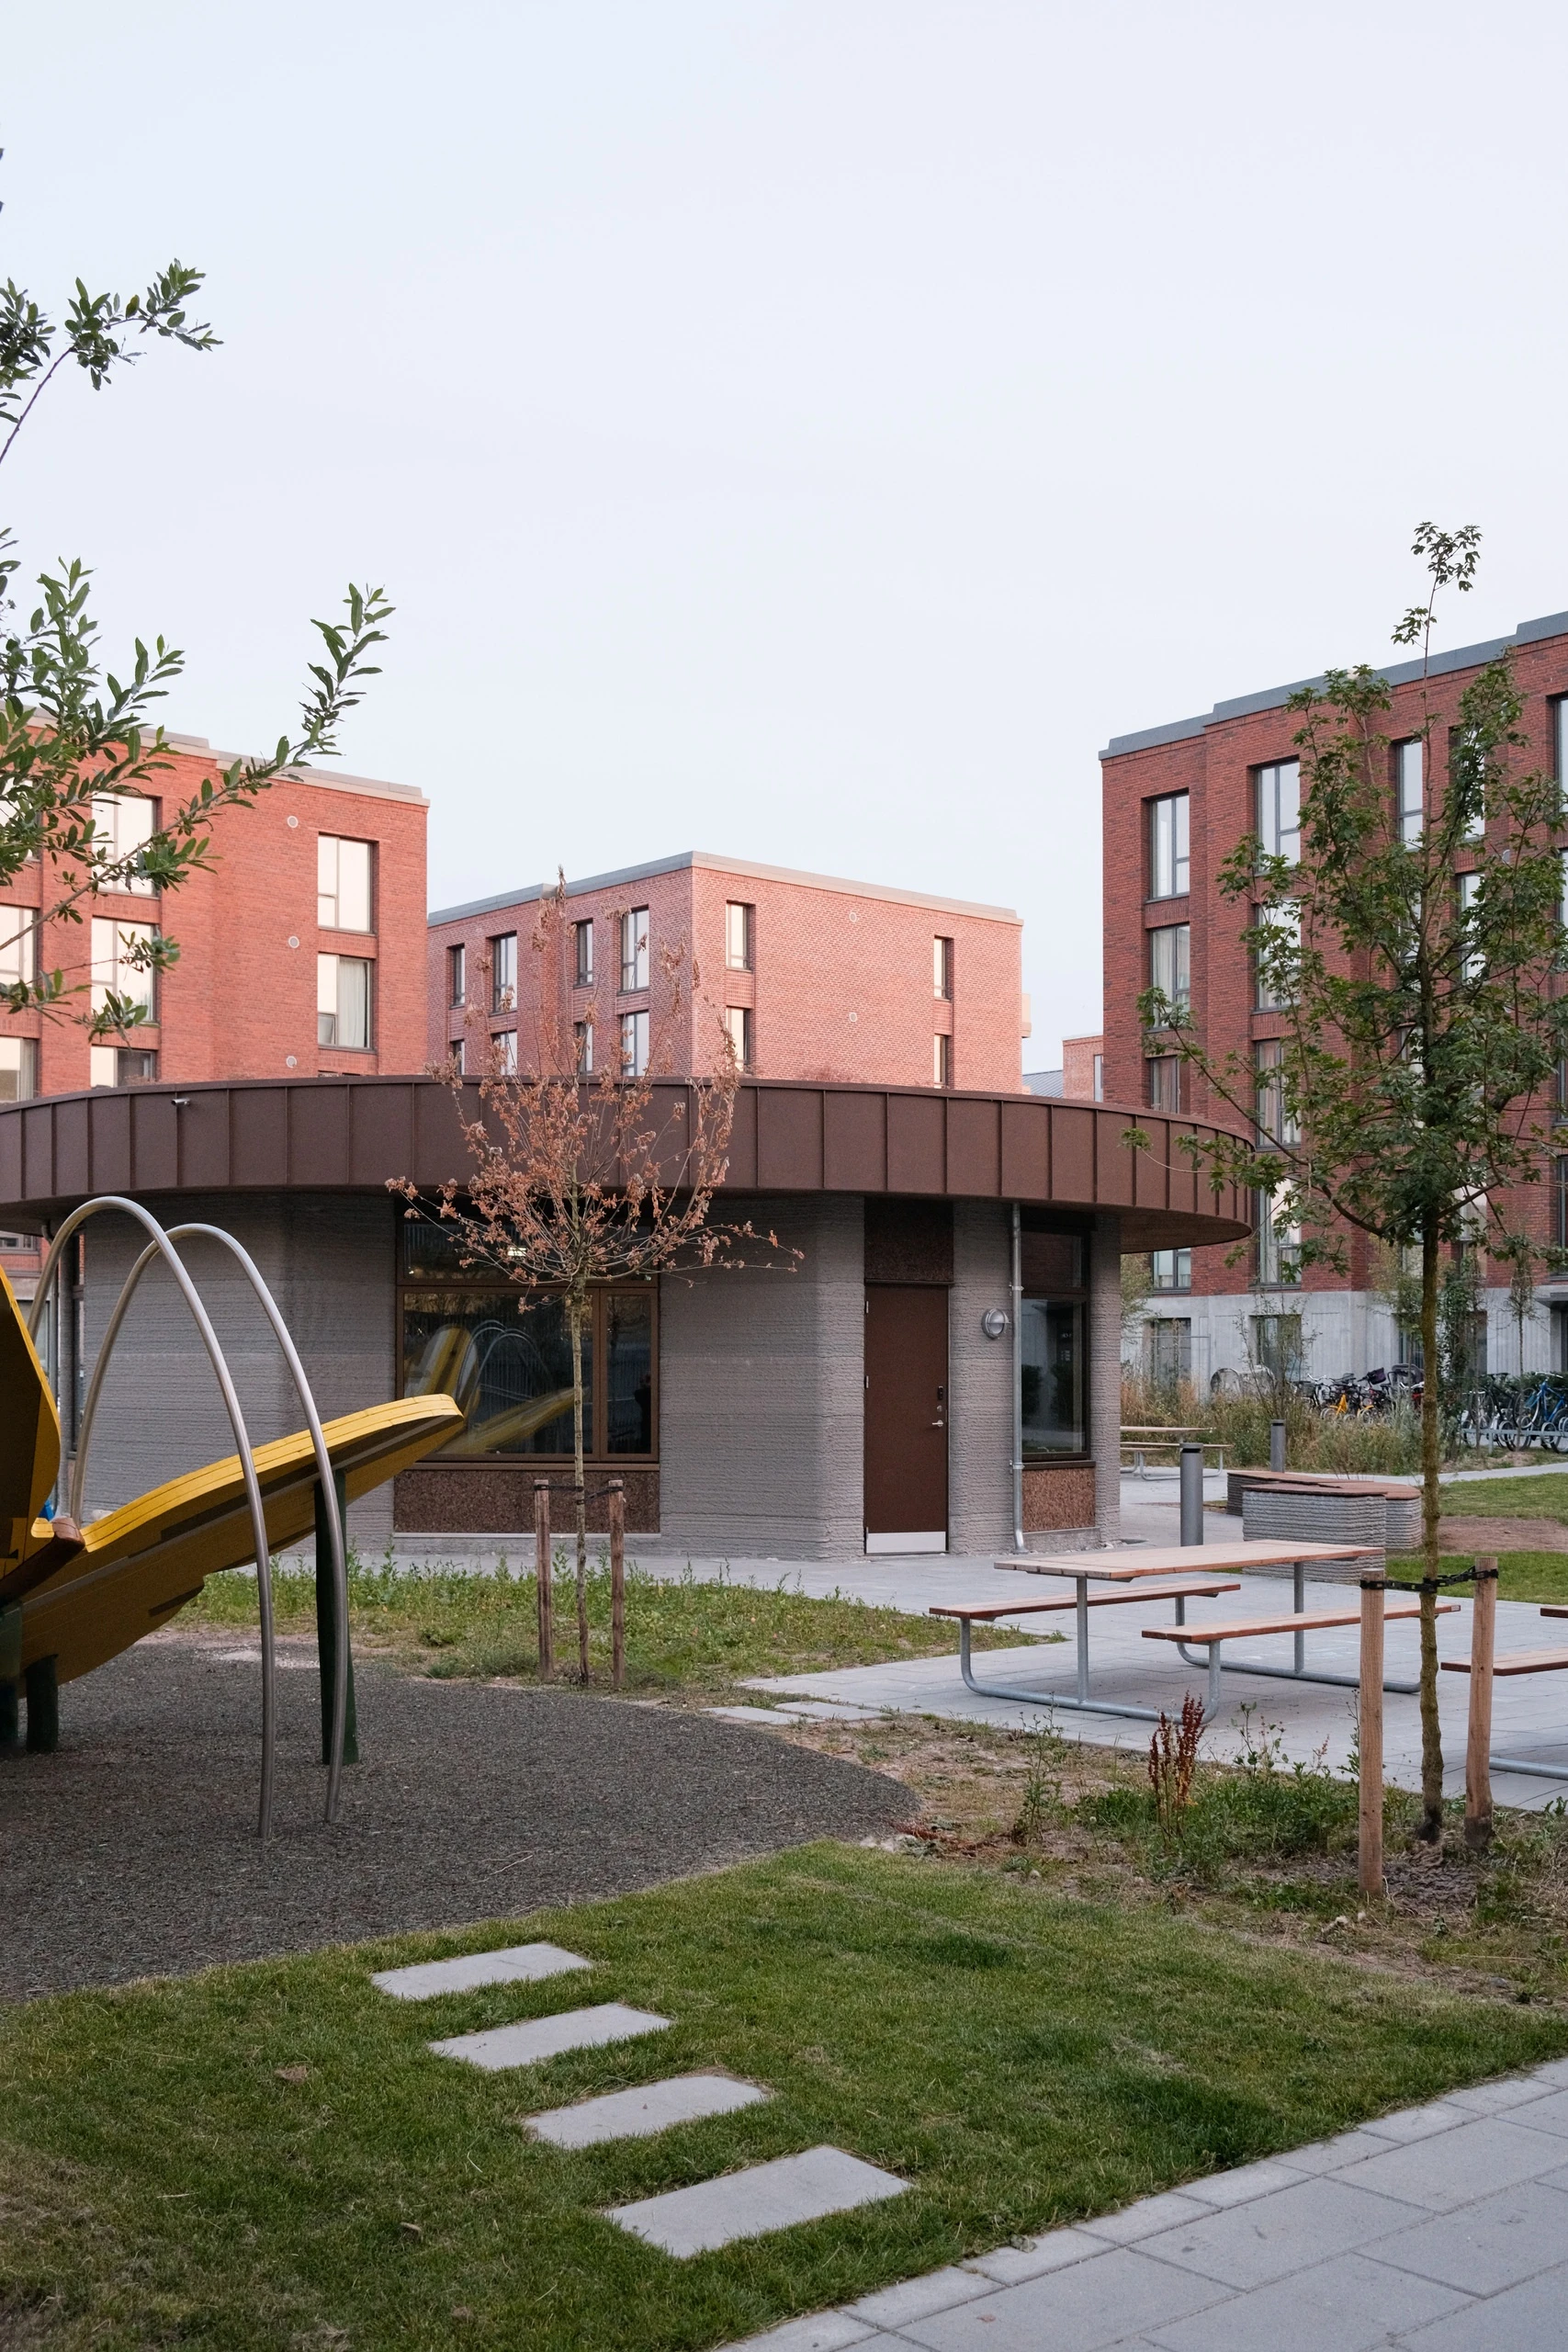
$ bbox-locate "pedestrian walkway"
[719,2054,1568,2351]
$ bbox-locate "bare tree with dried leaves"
[393,879,796,1679]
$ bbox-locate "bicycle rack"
[28,1197,350,1841]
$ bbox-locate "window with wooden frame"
[398,1221,657,1462]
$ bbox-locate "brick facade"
[426,851,1028,1093]
[1101,610,1568,1381]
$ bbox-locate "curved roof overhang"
[0,1076,1252,1252]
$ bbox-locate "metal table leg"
[1175,1555,1419,1694]
[955,1611,1167,1725]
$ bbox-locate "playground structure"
[0,1196,461,1838]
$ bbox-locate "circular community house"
[0,1077,1248,1561]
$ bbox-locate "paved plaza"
[718,2055,1568,2351]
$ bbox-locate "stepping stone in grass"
[704,1706,805,1726]
[605,2144,909,2257]
[525,2071,771,2148]
[430,2004,669,2072]
[373,1944,591,2001]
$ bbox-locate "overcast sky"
[7,3,1568,1066]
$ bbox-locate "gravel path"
[2,1640,911,2003]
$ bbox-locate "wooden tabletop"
[994,1540,1385,1582]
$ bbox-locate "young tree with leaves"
[1,169,390,1045]
[393,881,796,1680]
[1139,525,1568,1844]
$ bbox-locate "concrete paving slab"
[1179,2157,1308,2207]
[1077,2190,1217,2244]
[894,2245,1223,2351]
[1144,2251,1472,2351]
[606,2145,909,2257]
[1330,2116,1568,2214]
[1136,2174,1419,2289]
[372,1942,591,2000]
[429,2003,669,2071]
[1352,2099,1472,2143]
[1363,2178,1568,2295]
[959,2225,1106,2282]
[525,2071,770,2147]
[725,2321,874,2352]
[840,2267,992,2326]
[704,1706,805,1726]
[1442,2074,1557,2116]
[1266,2127,1410,2174]
[1398,2263,1568,2348]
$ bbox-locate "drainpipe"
[1011,1203,1025,1552]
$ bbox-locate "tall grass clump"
[1121,1373,1423,1474]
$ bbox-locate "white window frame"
[92,792,157,896]
[1395,739,1424,845]
[620,908,650,993]
[91,917,158,1018]
[317,953,373,1051]
[317,834,373,933]
[725,902,753,974]
[0,1036,37,1102]
[621,1008,649,1076]
[1149,793,1190,899]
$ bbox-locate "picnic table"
[932,1541,1403,1724]
[1120,1426,1227,1476]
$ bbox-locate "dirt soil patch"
[1436,1516,1568,1553]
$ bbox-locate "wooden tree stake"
[1359,1577,1385,1896]
[609,1477,626,1690]
[1464,1558,1497,1854]
[534,1477,554,1682]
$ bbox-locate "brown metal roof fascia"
[0,1078,1252,1247]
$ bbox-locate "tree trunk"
[1417,1213,1444,1842]
[570,1292,589,1681]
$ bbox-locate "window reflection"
[1021,1296,1085,1457]
[606,1291,653,1453]
[402,1290,587,1458]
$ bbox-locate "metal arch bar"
[28,1197,280,1840]
[161,1225,350,1826]
[954,1613,1167,1725]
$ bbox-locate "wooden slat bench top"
[1540,1607,1568,1620]
[1442,1648,1568,1678]
[931,1582,1242,1623]
[1144,1600,1456,1647]
[1001,1541,1384,1580]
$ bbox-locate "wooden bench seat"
[931,1584,1240,1624]
[1143,1600,1453,1649]
[1442,1648,1568,1678]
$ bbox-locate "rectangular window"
[448,943,466,1008]
[1257,759,1301,864]
[492,1029,517,1075]
[1556,698,1568,811]
[933,935,953,999]
[1147,1317,1192,1388]
[317,835,373,932]
[89,1046,158,1088]
[491,933,516,1012]
[90,917,158,1018]
[1254,1038,1299,1145]
[400,1282,658,1459]
[723,1004,754,1071]
[574,919,594,988]
[933,1031,952,1088]
[92,792,157,896]
[0,908,36,990]
[573,1017,593,1073]
[1558,1158,1568,1252]
[1257,1183,1302,1286]
[620,907,649,992]
[1149,1248,1191,1292]
[1147,922,1190,1011]
[1149,793,1190,899]
[1252,1310,1303,1381]
[0,1036,37,1102]
[1092,1053,1104,1102]
[621,1008,649,1076]
[1458,868,1483,979]
[317,953,373,1049]
[1146,1056,1182,1113]
[1450,726,1487,842]
[1253,900,1300,1011]
[1395,739,1424,845]
[1021,1235,1088,1457]
[726,902,754,973]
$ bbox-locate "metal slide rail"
[28,1198,347,1838]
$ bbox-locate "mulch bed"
[1,1638,911,2004]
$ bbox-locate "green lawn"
[181,1556,1053,1697]
[4,1846,1564,2352]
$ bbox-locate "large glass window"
[318,834,373,931]
[318,953,372,1049]
[620,907,650,992]
[1148,922,1190,1010]
[1252,900,1300,1011]
[491,933,517,1011]
[1395,739,1424,844]
[1150,1248,1190,1291]
[727,903,754,973]
[1020,1227,1088,1459]
[0,908,36,990]
[1149,793,1189,899]
[0,1036,37,1101]
[92,792,157,895]
[1257,759,1301,864]
[91,917,158,1017]
[399,1267,657,1460]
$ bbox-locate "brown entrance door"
[863,1284,949,1552]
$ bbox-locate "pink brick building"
[426,852,1029,1093]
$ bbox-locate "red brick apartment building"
[0,735,427,1294]
[426,852,1029,1093]
[1101,607,1568,1390]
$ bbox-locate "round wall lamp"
[980,1307,1010,1340]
